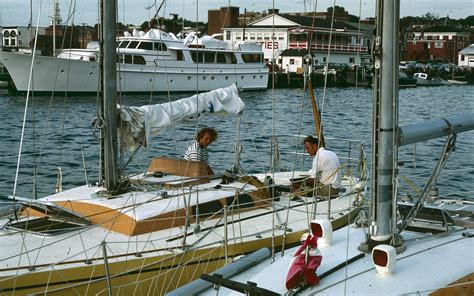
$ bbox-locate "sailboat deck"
[202,225,473,295]
[0,172,362,286]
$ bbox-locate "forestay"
[118,84,245,150]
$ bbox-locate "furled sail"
[118,84,245,150]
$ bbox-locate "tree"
[461,15,474,26]
[326,5,359,22]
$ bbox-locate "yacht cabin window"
[119,41,130,48]
[176,50,184,61]
[242,53,263,63]
[128,41,139,49]
[118,54,146,65]
[138,42,153,50]
[216,53,226,63]
[154,42,167,51]
[205,52,215,63]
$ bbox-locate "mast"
[369,0,399,244]
[100,0,119,191]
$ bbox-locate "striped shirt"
[184,141,209,165]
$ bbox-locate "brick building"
[208,6,239,36]
[405,25,470,63]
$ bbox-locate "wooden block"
[148,157,209,179]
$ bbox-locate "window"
[349,57,355,63]
[6,217,85,235]
[138,42,153,50]
[434,42,443,48]
[191,51,203,63]
[11,39,15,46]
[289,59,295,65]
[3,31,9,37]
[124,55,133,63]
[118,55,146,65]
[128,41,139,49]
[154,42,167,51]
[242,53,262,63]
[176,50,183,61]
[119,41,130,48]
[225,31,231,40]
[133,55,146,64]
[10,30,16,37]
[4,39,9,46]
[460,55,465,61]
[204,52,215,63]
[216,53,226,63]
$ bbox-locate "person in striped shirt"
[184,127,218,174]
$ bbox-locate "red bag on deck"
[285,234,322,290]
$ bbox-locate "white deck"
[200,225,473,295]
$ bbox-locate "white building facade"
[458,44,474,67]
[222,14,370,67]
[2,26,45,51]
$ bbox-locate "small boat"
[1,28,269,93]
[413,72,447,86]
[447,79,468,85]
[398,71,417,88]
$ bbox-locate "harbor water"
[0,85,472,201]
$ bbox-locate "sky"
[0,0,473,27]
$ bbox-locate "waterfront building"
[1,26,45,51]
[221,13,371,67]
[458,44,474,67]
[404,25,470,63]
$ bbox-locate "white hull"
[448,79,468,85]
[1,52,269,93]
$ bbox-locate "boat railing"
[240,134,367,181]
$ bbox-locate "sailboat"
[0,1,366,295]
[185,0,474,295]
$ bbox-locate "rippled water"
[0,85,473,200]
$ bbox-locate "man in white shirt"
[292,135,341,198]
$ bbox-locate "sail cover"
[118,84,245,151]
